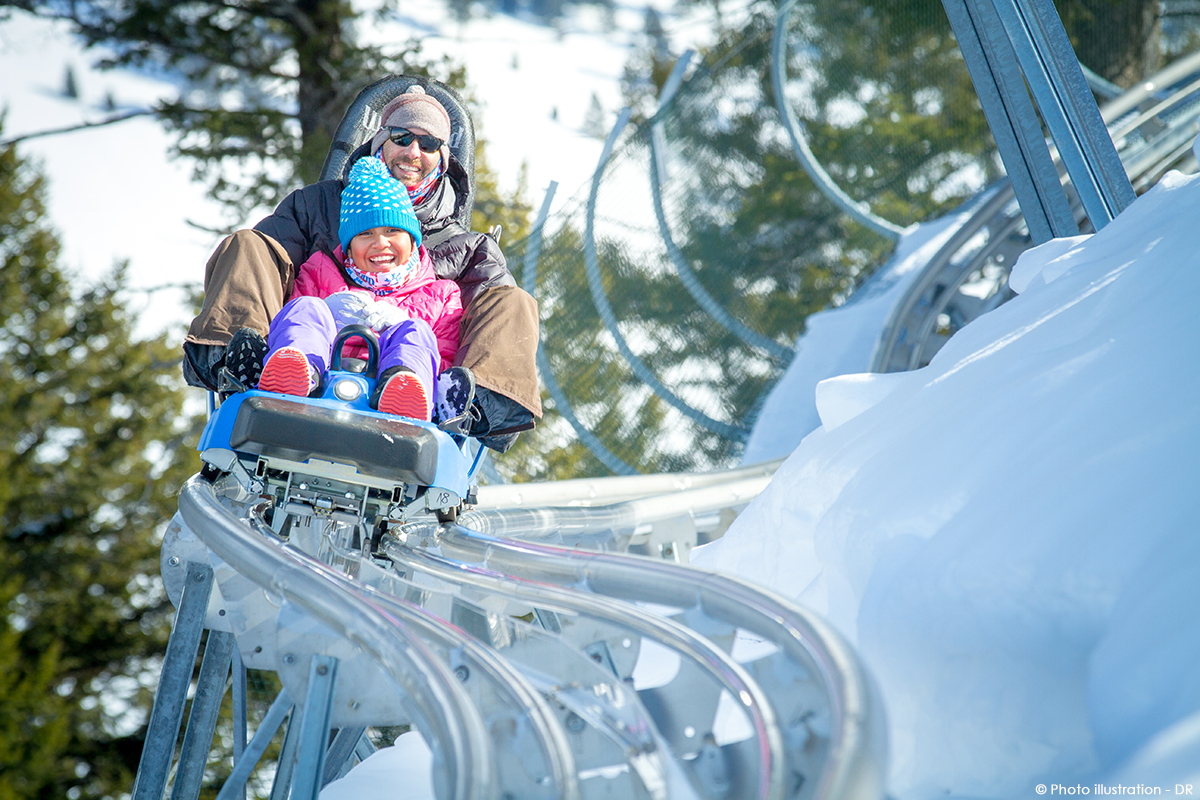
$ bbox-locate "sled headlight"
[333,379,363,402]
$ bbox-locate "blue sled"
[196,326,482,526]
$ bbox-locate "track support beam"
[290,655,340,800]
[132,561,214,800]
[940,0,1135,242]
[215,690,294,800]
[170,631,235,800]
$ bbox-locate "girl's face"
[349,227,414,272]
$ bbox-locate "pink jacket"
[291,246,463,371]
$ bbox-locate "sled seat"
[320,75,476,230]
[229,396,438,485]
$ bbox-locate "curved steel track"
[869,53,1200,373]
[141,464,886,800]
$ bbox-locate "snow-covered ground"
[740,187,1005,465]
[695,166,1200,793]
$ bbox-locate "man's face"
[379,126,442,188]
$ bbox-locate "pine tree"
[643,6,668,61]
[0,129,200,798]
[550,0,1001,474]
[1057,0,1162,83]
[583,93,607,138]
[471,130,533,246]
[582,0,1174,476]
[62,64,79,99]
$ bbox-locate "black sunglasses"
[387,127,444,153]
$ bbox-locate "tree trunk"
[293,0,352,184]
[1058,0,1162,85]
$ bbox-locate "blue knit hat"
[338,157,422,253]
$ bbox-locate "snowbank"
[321,732,435,800]
[741,189,1000,465]
[694,169,1200,796]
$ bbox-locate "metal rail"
[384,540,788,800]
[584,109,750,442]
[475,457,783,509]
[177,477,501,800]
[521,181,639,476]
[650,51,795,363]
[387,516,887,800]
[771,0,910,240]
[869,56,1200,373]
[145,462,885,800]
[136,35,1200,800]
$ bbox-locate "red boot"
[377,368,430,421]
[258,347,316,396]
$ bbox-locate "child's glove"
[324,292,370,329]
[364,301,410,332]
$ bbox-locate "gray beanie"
[370,86,453,155]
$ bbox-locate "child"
[258,156,472,422]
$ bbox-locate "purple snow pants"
[266,297,439,415]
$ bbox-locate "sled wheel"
[436,506,459,524]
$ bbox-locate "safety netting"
[498,0,1006,477]
[498,0,1191,478]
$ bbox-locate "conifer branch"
[184,218,237,236]
[0,110,155,147]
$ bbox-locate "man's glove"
[324,292,370,329]
[364,301,410,332]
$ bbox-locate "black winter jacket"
[254,154,513,306]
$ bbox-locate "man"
[184,85,541,452]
